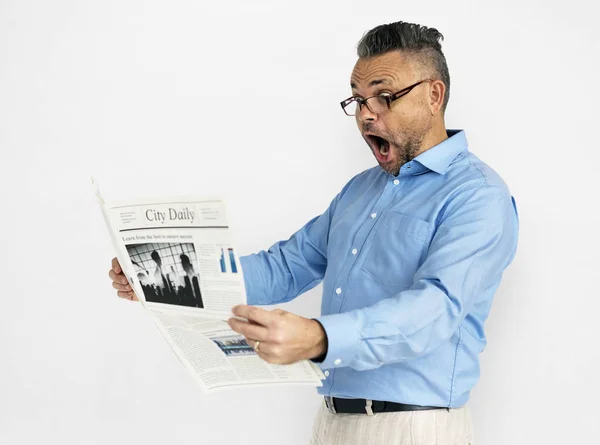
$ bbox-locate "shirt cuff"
[315,312,361,370]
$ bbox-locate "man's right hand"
[108,257,139,301]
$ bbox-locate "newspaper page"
[94,182,324,392]
[150,310,324,392]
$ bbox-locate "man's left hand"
[227,305,327,365]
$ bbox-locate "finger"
[240,337,288,364]
[244,337,259,351]
[117,291,132,299]
[111,257,122,274]
[254,349,270,362]
[108,269,128,286]
[232,305,274,326]
[112,281,132,292]
[117,291,139,301]
[243,338,274,361]
[253,348,283,364]
[228,318,268,340]
[244,338,274,356]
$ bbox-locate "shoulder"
[439,152,515,222]
[449,151,511,194]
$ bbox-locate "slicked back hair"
[357,21,451,112]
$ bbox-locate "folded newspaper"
[94,180,325,393]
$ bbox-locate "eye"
[378,91,392,97]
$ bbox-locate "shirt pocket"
[360,211,432,288]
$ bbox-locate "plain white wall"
[1,0,598,444]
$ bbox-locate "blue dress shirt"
[240,130,519,408]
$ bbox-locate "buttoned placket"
[329,169,410,314]
[322,164,425,390]
[322,170,410,388]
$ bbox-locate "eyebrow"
[351,78,393,90]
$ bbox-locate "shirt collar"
[412,129,468,175]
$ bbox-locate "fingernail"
[122,279,127,284]
[126,285,131,290]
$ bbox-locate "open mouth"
[365,134,391,161]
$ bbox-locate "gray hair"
[357,21,451,111]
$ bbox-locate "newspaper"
[94,180,325,393]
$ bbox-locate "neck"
[417,122,448,157]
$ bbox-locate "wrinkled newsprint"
[94,181,324,393]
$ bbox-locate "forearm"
[316,280,465,370]
[240,247,324,306]
[240,215,329,305]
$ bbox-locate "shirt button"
[351,248,358,255]
[393,179,399,185]
[370,212,377,219]
[324,370,330,377]
[334,359,342,366]
[335,287,342,295]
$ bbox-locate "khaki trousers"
[309,401,474,445]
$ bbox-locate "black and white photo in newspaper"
[98,192,247,319]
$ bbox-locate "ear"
[428,80,446,115]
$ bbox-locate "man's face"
[350,51,433,175]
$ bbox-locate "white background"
[1,1,598,444]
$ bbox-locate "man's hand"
[227,305,327,365]
[108,257,139,301]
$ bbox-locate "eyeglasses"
[340,79,432,116]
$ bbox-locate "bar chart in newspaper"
[219,247,239,274]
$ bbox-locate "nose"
[356,103,377,123]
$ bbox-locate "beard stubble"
[362,122,426,176]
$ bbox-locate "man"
[109,21,518,445]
